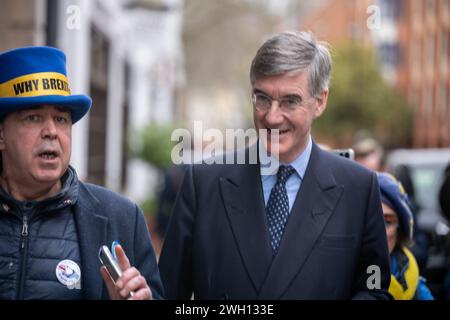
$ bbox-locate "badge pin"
[56,259,81,290]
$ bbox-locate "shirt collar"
[285,135,312,180]
[261,135,312,180]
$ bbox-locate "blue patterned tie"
[266,165,296,255]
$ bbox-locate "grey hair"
[250,30,332,97]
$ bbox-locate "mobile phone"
[98,245,122,282]
[332,148,355,160]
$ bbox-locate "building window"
[411,0,422,20]
[443,0,450,21]
[410,39,421,84]
[87,27,110,186]
[425,36,435,79]
[378,0,401,20]
[426,0,436,12]
[424,86,433,119]
[441,31,448,73]
[440,81,448,116]
[379,43,401,67]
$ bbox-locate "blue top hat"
[0,46,91,123]
[377,172,414,242]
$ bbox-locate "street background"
[0,0,449,299]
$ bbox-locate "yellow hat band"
[0,72,71,98]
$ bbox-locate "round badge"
[56,259,81,289]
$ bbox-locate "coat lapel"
[219,147,273,293]
[258,143,344,299]
[74,183,108,299]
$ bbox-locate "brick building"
[301,0,450,148]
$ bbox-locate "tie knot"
[276,165,295,185]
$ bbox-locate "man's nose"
[264,101,284,125]
[41,118,57,139]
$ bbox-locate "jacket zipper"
[21,216,28,249]
[16,214,30,300]
[11,202,69,299]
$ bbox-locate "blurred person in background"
[393,164,429,271]
[439,162,450,223]
[377,172,434,300]
[353,134,429,271]
[438,162,450,300]
[352,134,385,172]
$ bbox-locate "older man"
[0,46,163,300]
[159,31,391,299]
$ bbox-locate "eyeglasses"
[252,91,315,112]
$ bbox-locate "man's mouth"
[38,151,59,160]
[268,128,290,135]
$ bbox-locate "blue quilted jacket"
[0,166,164,299]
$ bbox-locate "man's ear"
[313,90,329,118]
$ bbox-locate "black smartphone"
[98,245,122,282]
[332,148,355,160]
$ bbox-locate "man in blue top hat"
[0,46,164,300]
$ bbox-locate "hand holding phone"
[99,243,146,299]
[98,245,122,282]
